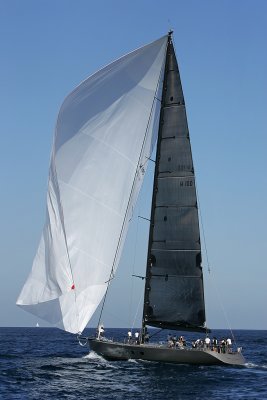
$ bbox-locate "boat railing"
[97,336,242,355]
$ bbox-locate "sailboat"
[17,32,245,366]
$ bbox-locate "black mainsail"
[142,32,207,334]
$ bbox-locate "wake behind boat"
[17,31,246,366]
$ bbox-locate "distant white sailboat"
[17,31,245,366]
[36,323,39,328]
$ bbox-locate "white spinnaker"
[17,36,167,333]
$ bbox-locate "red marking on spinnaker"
[71,284,75,290]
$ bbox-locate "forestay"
[17,36,168,333]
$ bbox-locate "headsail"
[143,34,207,333]
[17,36,168,334]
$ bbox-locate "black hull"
[88,339,245,366]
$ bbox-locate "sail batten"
[142,35,207,334]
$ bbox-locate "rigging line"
[129,209,140,327]
[131,288,143,331]
[149,328,164,339]
[132,210,140,275]
[195,185,211,274]
[128,205,134,223]
[132,274,145,280]
[138,216,151,222]
[97,50,167,329]
[103,309,131,326]
[146,157,156,163]
[140,156,156,170]
[50,160,79,330]
[195,182,236,343]
[52,98,81,332]
[171,33,178,62]
[194,175,211,332]
[104,274,114,284]
[208,270,238,346]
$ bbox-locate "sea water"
[0,328,266,399]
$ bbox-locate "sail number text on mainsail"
[180,180,194,187]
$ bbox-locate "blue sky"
[0,0,266,330]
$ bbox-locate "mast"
[141,32,207,341]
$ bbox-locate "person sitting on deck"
[167,335,174,348]
[175,336,184,349]
[178,336,186,347]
